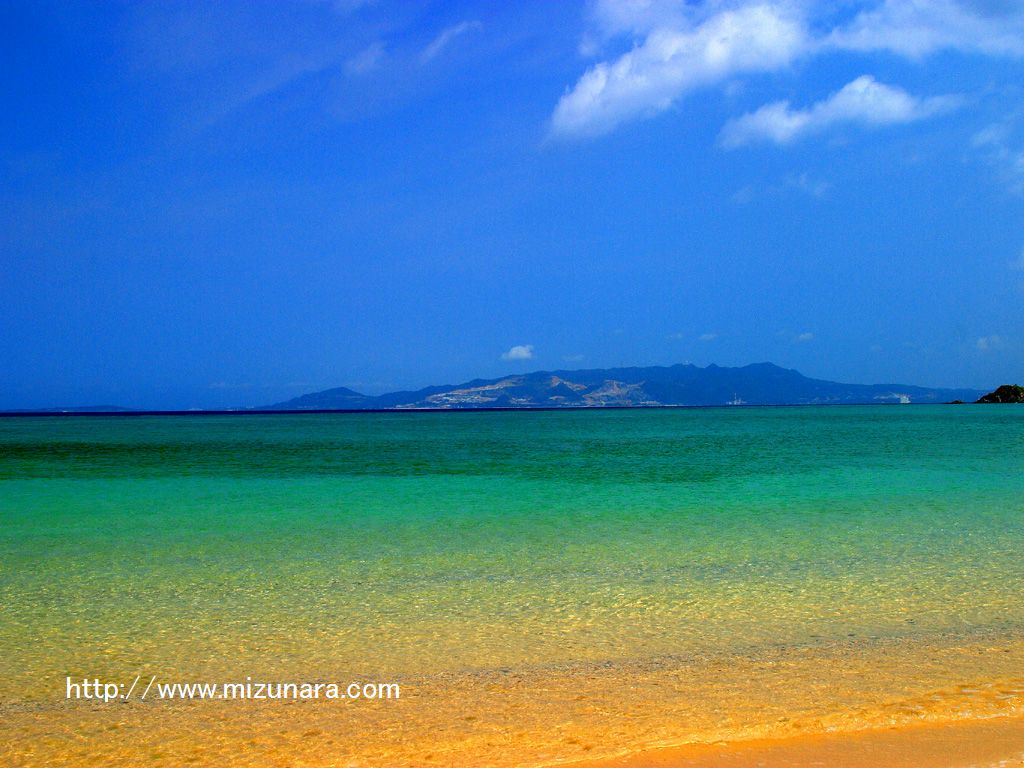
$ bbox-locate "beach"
[3,630,1024,766]
[2,406,1022,765]
[579,717,1024,768]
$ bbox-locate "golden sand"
[3,630,1024,767]
[575,717,1024,768]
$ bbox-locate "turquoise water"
[2,406,1023,699]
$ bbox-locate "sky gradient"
[2,0,1023,409]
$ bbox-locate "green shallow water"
[1,406,1023,701]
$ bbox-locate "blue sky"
[2,0,1023,409]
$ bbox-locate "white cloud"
[588,0,689,40]
[973,122,1024,193]
[345,42,384,75]
[501,344,534,361]
[976,335,1005,352]
[796,331,814,342]
[699,332,718,341]
[720,75,959,147]
[829,0,1024,59]
[563,354,586,363]
[550,4,808,138]
[783,172,830,196]
[552,1,1024,140]
[421,20,482,63]
[733,172,830,202]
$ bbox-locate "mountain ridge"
[267,362,983,410]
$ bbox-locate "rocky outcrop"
[976,385,1024,403]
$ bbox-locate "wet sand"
[574,716,1024,768]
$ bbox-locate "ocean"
[2,406,1023,765]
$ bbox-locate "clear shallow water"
[1,406,1023,765]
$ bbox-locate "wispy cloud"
[782,172,830,197]
[720,76,959,147]
[501,344,534,361]
[733,172,830,203]
[345,42,385,75]
[973,121,1024,193]
[829,0,1024,58]
[976,335,1005,352]
[421,20,482,63]
[699,332,718,342]
[796,331,814,342]
[552,0,1023,141]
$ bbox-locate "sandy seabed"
[3,629,1024,767]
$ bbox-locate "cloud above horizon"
[501,344,534,361]
[550,0,1024,141]
[973,121,1024,193]
[345,42,385,75]
[828,0,1024,59]
[976,335,1005,352]
[720,75,959,147]
[551,4,806,138]
[421,20,482,63]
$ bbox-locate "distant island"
[4,364,1006,414]
[267,362,983,410]
[976,385,1024,404]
